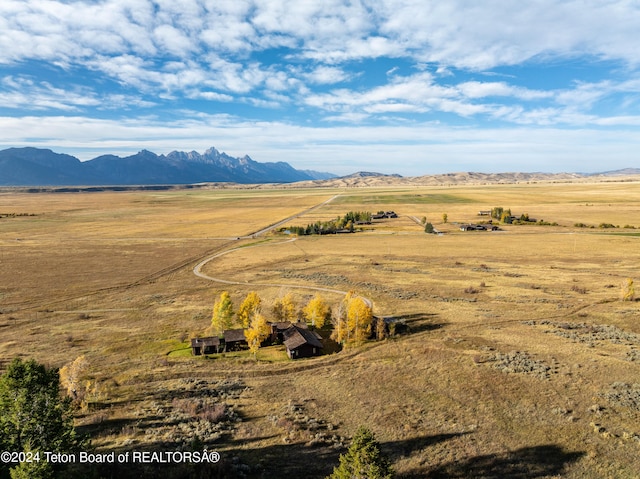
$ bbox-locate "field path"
[192,194,375,309]
[242,194,341,238]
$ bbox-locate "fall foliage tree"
[244,313,271,358]
[272,292,297,322]
[237,291,262,328]
[328,426,394,479]
[331,292,373,345]
[59,355,89,407]
[303,293,330,329]
[347,295,373,345]
[622,278,635,301]
[211,291,235,334]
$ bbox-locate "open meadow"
[1,180,640,478]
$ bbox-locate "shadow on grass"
[391,312,446,335]
[417,444,585,479]
[70,432,464,479]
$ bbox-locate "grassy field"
[1,182,640,478]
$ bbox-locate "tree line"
[286,211,372,235]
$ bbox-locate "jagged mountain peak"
[0,146,336,186]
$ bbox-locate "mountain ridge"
[0,147,335,186]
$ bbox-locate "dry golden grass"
[1,181,640,478]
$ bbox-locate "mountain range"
[0,147,335,186]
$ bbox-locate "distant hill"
[289,170,640,188]
[0,147,335,186]
[588,168,640,176]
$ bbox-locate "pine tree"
[328,426,394,479]
[0,358,84,479]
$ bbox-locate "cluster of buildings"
[191,321,324,360]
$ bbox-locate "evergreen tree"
[328,426,394,479]
[0,358,84,479]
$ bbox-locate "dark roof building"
[223,328,248,351]
[191,337,220,355]
[283,325,324,359]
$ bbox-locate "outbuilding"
[283,325,324,359]
[191,337,220,355]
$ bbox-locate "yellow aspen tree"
[244,313,271,358]
[272,292,297,322]
[330,303,348,344]
[211,291,234,334]
[238,291,262,328]
[303,293,330,329]
[331,291,372,346]
[622,278,635,301]
[347,296,373,345]
[59,354,89,404]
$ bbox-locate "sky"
[1,1,640,176]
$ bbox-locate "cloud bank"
[1,0,639,174]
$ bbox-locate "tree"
[244,313,271,358]
[303,294,330,329]
[272,292,297,322]
[0,358,83,479]
[442,213,448,224]
[211,291,234,335]
[59,355,89,407]
[331,292,373,346]
[622,278,635,302]
[328,426,394,479]
[237,291,262,328]
[424,222,434,234]
[347,296,373,345]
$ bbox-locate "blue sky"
[1,1,640,176]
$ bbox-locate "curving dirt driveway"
[192,194,374,309]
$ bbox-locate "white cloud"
[2,113,640,175]
[304,66,350,85]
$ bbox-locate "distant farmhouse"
[459,224,500,232]
[372,211,398,219]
